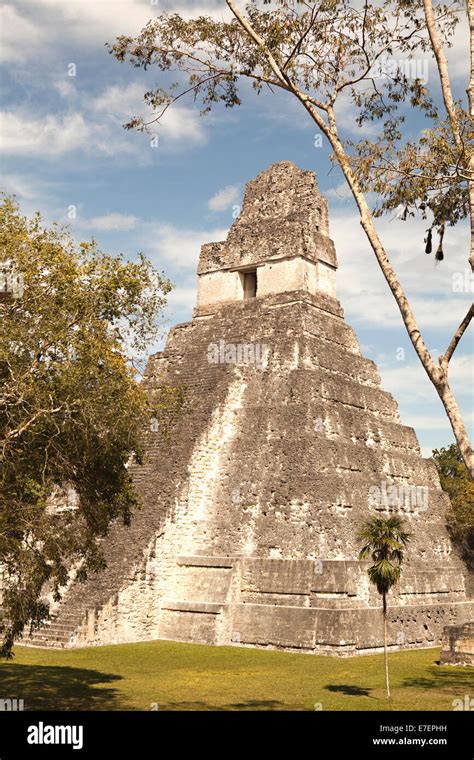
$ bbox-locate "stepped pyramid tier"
[23,161,472,654]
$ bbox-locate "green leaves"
[358,515,411,600]
[0,197,174,657]
[352,111,472,234]
[432,444,474,570]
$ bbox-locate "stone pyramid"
[27,161,472,653]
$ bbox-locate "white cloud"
[92,83,144,120]
[331,210,472,330]
[0,107,142,159]
[445,15,470,84]
[54,80,76,99]
[167,285,197,309]
[88,213,138,231]
[154,105,207,145]
[0,80,206,161]
[373,352,472,447]
[0,4,42,63]
[145,223,228,269]
[407,411,474,431]
[379,354,473,405]
[92,82,207,145]
[5,0,231,62]
[36,0,228,35]
[325,181,352,201]
[1,172,47,200]
[208,184,240,212]
[0,111,91,156]
[19,0,154,46]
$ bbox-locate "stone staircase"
[22,608,86,649]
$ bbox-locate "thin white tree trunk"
[436,382,474,475]
[384,615,391,700]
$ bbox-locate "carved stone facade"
[24,161,473,653]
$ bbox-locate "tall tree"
[432,443,474,570]
[358,516,411,699]
[0,197,175,657]
[108,0,474,476]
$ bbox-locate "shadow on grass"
[0,664,124,710]
[158,700,285,711]
[402,667,474,694]
[324,684,375,698]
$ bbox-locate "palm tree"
[358,516,411,699]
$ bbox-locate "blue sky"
[1,0,472,456]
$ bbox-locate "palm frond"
[358,515,409,597]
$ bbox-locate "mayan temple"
[26,161,473,654]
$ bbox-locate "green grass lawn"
[1,641,472,711]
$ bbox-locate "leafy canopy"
[0,196,174,657]
[358,515,411,607]
[432,443,474,569]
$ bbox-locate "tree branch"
[226,0,289,88]
[440,303,473,366]
[423,0,461,146]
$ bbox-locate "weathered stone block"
[440,622,474,666]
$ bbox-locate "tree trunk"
[466,0,474,271]
[383,594,391,700]
[436,379,474,477]
[227,0,474,478]
[330,136,474,479]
